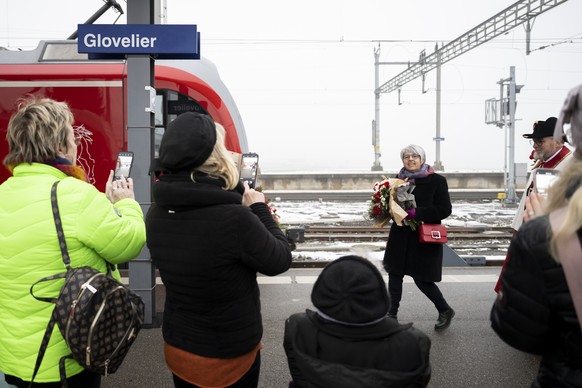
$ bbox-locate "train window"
[154,95,164,126]
[41,42,89,62]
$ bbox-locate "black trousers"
[172,351,261,388]
[5,370,101,388]
[388,273,449,314]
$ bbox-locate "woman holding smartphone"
[146,112,292,388]
[0,97,146,387]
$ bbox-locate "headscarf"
[397,164,435,184]
[43,157,87,181]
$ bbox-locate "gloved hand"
[405,208,416,220]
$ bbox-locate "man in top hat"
[511,116,572,231]
[524,116,572,170]
[495,116,573,293]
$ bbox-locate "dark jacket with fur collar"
[146,173,292,358]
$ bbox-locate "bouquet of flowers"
[367,176,418,230]
[269,202,281,228]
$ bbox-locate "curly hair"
[3,96,73,171]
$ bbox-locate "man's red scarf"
[533,146,572,169]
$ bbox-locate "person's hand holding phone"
[523,191,544,223]
[240,152,259,189]
[106,170,136,203]
[241,181,265,207]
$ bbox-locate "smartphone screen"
[114,151,134,180]
[240,153,259,188]
[534,168,559,198]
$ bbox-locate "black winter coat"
[383,173,452,281]
[146,173,292,359]
[284,310,431,388]
[491,216,582,388]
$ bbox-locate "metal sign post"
[77,1,201,326]
[126,0,156,327]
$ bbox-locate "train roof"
[0,40,248,151]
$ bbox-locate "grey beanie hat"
[311,255,390,325]
[159,112,217,172]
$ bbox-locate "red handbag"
[419,223,448,244]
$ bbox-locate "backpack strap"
[549,207,582,328]
[29,306,59,387]
[51,181,72,270]
[28,181,71,386]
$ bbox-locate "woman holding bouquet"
[383,144,454,331]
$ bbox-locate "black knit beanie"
[159,112,217,172]
[311,255,390,325]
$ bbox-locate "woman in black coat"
[383,144,454,331]
[146,113,293,388]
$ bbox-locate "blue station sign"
[77,24,200,59]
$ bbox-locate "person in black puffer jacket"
[491,84,582,388]
[284,255,431,388]
[146,112,292,388]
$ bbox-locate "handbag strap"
[549,207,582,329]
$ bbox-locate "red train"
[0,40,247,190]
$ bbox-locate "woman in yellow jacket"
[0,97,146,387]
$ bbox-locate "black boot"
[434,308,455,331]
[387,313,398,321]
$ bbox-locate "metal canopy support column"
[433,48,444,171]
[486,67,520,203]
[507,66,517,203]
[372,46,383,171]
[127,0,157,327]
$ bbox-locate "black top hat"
[523,117,558,139]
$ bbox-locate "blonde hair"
[3,96,73,171]
[542,157,582,261]
[195,122,239,190]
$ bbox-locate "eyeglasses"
[403,154,421,160]
[529,139,546,147]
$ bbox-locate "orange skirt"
[164,342,262,388]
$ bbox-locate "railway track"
[265,189,520,201]
[289,225,513,256]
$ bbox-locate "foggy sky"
[1,0,581,172]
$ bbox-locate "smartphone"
[114,151,134,180]
[240,152,259,188]
[533,168,559,198]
